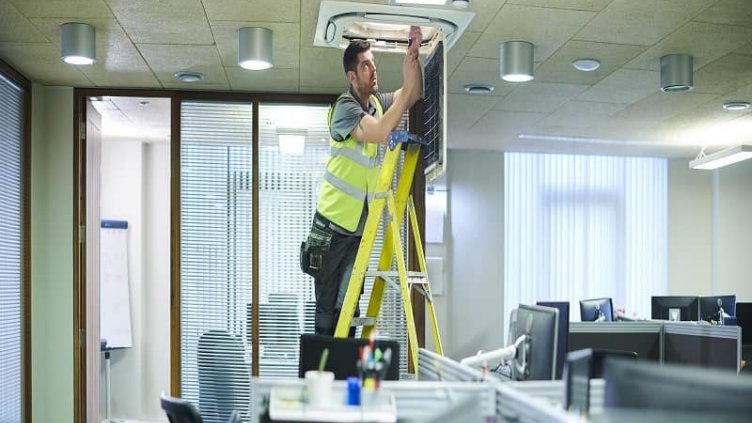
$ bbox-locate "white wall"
[100,140,170,420]
[31,85,74,423]
[716,162,752,302]
[444,150,505,360]
[440,152,752,360]
[142,143,171,417]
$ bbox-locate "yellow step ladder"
[333,140,443,372]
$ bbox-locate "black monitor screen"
[298,334,400,381]
[537,301,570,380]
[651,296,699,321]
[699,295,736,322]
[580,298,613,322]
[604,358,752,415]
[737,302,752,345]
[513,304,559,381]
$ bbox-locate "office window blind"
[180,101,253,421]
[504,153,667,322]
[256,104,409,379]
[0,73,24,422]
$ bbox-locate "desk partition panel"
[568,322,663,362]
[662,323,741,372]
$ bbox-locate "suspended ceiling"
[1,0,752,158]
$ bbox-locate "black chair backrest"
[298,334,400,380]
[161,394,203,423]
[591,348,638,378]
[198,330,249,423]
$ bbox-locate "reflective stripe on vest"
[316,93,383,232]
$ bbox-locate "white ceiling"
[2,0,752,158]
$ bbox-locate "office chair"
[160,393,240,423]
[198,330,250,423]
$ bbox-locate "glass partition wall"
[179,99,410,418]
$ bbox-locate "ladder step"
[367,270,429,284]
[350,317,377,327]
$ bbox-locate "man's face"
[351,50,378,94]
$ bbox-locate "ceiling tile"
[203,0,300,22]
[448,57,514,96]
[210,21,300,70]
[615,91,718,124]
[735,42,752,56]
[447,31,480,75]
[467,109,548,143]
[226,66,299,92]
[468,4,594,61]
[299,46,347,88]
[0,42,92,86]
[138,44,227,86]
[299,85,342,95]
[161,81,230,90]
[7,0,112,18]
[464,0,506,33]
[573,0,709,46]
[534,41,645,85]
[0,1,48,43]
[507,0,613,12]
[494,81,590,113]
[577,68,657,104]
[624,22,752,71]
[105,0,213,45]
[29,18,159,87]
[693,0,752,27]
[447,93,500,130]
[693,54,752,95]
[538,100,626,127]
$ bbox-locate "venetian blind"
[180,101,253,421]
[257,103,409,379]
[0,73,24,422]
[504,152,667,322]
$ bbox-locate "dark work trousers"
[314,230,363,336]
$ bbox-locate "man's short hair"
[343,40,371,74]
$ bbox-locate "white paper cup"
[305,370,334,407]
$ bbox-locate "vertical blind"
[180,99,412,421]
[504,152,667,322]
[0,73,24,422]
[180,101,253,422]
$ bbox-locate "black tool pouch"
[300,222,332,278]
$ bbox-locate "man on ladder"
[301,26,424,336]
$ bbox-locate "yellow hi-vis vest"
[316,94,383,232]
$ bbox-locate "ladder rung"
[367,270,427,280]
[350,317,377,327]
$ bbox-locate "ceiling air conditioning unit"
[314,0,475,54]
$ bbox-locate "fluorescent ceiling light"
[689,145,752,170]
[279,134,305,155]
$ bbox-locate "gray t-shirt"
[330,89,394,141]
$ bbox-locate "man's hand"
[402,26,423,105]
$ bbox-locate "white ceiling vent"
[314,1,474,54]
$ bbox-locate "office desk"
[251,379,496,423]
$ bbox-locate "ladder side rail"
[334,145,404,337]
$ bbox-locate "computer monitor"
[735,302,751,345]
[650,296,699,321]
[603,357,752,415]
[512,304,559,381]
[298,334,400,381]
[699,295,736,322]
[580,297,614,322]
[536,301,570,380]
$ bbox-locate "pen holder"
[305,370,334,408]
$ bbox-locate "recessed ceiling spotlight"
[463,83,494,94]
[722,101,751,111]
[572,58,600,72]
[174,71,205,83]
